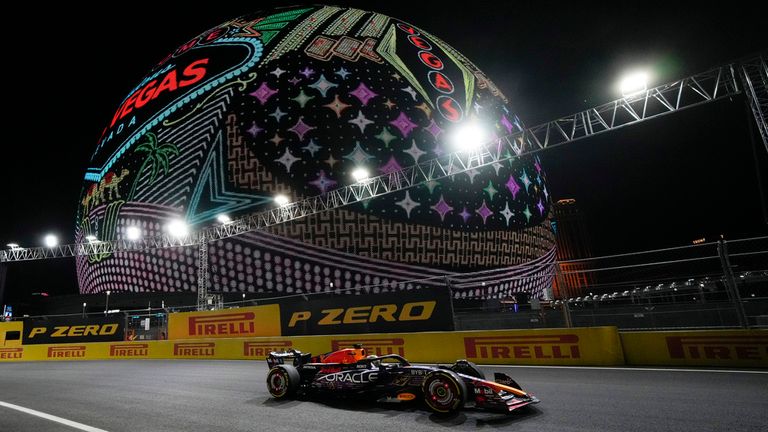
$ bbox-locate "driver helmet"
[366,354,381,368]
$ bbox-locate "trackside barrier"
[620,330,768,368]
[0,327,624,365]
[167,304,281,340]
[0,321,23,360]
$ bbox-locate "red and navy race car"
[265,344,539,414]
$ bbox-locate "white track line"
[0,401,109,432]
[479,364,768,374]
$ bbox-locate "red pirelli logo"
[243,341,292,357]
[666,336,768,360]
[0,347,23,359]
[464,335,580,359]
[331,338,405,356]
[174,342,215,357]
[110,343,149,357]
[189,312,256,336]
[47,345,86,358]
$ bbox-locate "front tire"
[266,365,300,399]
[422,370,466,414]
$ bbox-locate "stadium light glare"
[351,167,370,183]
[274,194,290,207]
[619,71,649,97]
[166,219,189,238]
[126,226,142,241]
[85,235,100,243]
[44,234,58,248]
[216,214,232,224]
[450,122,488,152]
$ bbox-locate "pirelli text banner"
[280,288,454,336]
[22,316,124,345]
[621,330,768,368]
[459,327,624,366]
[168,304,281,340]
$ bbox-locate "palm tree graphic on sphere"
[129,132,180,200]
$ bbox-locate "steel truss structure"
[740,53,768,153]
[2,55,766,309]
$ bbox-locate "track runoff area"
[0,361,765,432]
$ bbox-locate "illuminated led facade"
[552,199,592,298]
[76,6,555,299]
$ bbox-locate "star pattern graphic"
[222,33,549,233]
[308,74,337,97]
[269,132,284,146]
[343,142,375,165]
[269,107,287,122]
[302,139,322,156]
[348,111,374,133]
[465,169,481,183]
[476,201,494,223]
[414,102,432,117]
[500,202,514,226]
[379,156,403,174]
[335,67,351,79]
[431,195,453,221]
[275,148,300,172]
[389,112,418,137]
[250,82,277,104]
[323,95,351,118]
[246,121,263,137]
[396,191,419,218]
[299,66,315,79]
[506,175,521,199]
[483,181,498,200]
[401,86,418,100]
[403,140,427,162]
[425,119,443,139]
[270,67,287,78]
[292,90,314,108]
[309,170,337,193]
[424,180,440,194]
[501,115,515,134]
[374,127,397,147]
[324,155,339,169]
[349,82,378,106]
[519,170,532,190]
[459,207,472,223]
[491,162,504,175]
[288,117,315,141]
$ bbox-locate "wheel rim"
[268,369,288,397]
[426,377,457,411]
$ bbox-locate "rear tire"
[422,370,466,414]
[266,364,300,399]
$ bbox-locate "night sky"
[1,1,765,300]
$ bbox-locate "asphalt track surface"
[1,361,766,432]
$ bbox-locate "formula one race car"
[265,344,539,414]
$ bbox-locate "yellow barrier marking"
[0,401,110,432]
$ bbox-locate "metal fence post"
[554,264,573,328]
[717,239,748,328]
[444,275,457,330]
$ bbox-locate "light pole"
[104,290,111,315]
[82,302,87,318]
